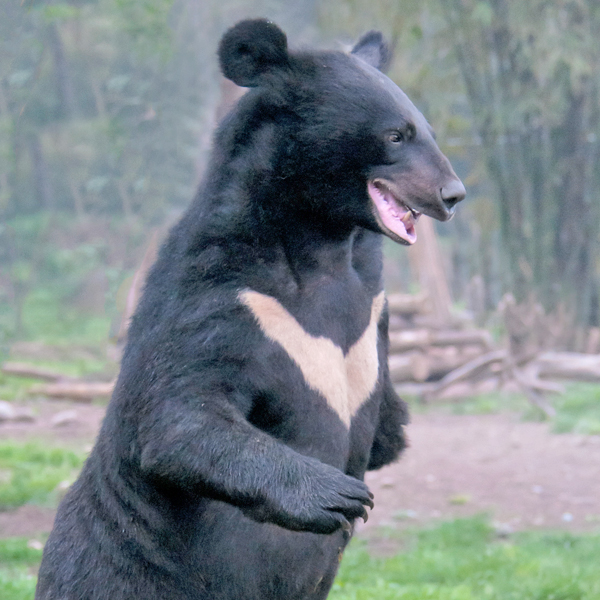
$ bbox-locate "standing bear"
[36,19,465,600]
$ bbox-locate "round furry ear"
[351,31,392,72]
[218,19,289,87]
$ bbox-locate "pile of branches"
[388,292,600,416]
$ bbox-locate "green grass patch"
[0,442,86,510]
[332,517,600,599]
[0,537,44,600]
[448,391,530,417]
[407,383,600,436]
[0,569,38,600]
[405,391,530,417]
[551,384,600,435]
[20,289,112,347]
[0,374,37,403]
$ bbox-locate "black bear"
[36,19,465,600]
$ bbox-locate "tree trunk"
[29,135,54,211]
[47,23,75,118]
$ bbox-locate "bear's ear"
[351,31,391,72]
[218,19,290,87]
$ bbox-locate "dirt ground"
[1,400,599,540]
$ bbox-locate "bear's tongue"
[367,182,418,244]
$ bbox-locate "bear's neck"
[179,181,382,292]
[244,224,382,296]
[274,225,357,282]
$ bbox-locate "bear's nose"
[441,179,466,211]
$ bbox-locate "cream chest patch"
[239,289,385,427]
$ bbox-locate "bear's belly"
[189,500,350,600]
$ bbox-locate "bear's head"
[217,19,465,245]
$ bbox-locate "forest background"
[1,0,599,354]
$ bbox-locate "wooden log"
[29,381,115,402]
[386,292,430,316]
[430,329,493,350]
[388,353,430,383]
[388,347,485,383]
[1,362,72,382]
[534,352,600,382]
[388,328,493,353]
[425,350,507,399]
[388,330,431,352]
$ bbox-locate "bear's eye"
[389,131,404,144]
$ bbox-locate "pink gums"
[367,182,418,244]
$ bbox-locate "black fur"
[36,20,463,600]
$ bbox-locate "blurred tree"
[0,0,316,340]
[440,0,600,339]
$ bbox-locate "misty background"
[1,0,599,356]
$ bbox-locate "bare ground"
[1,401,599,540]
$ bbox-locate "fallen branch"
[388,328,493,353]
[424,350,507,400]
[1,362,73,382]
[511,367,557,419]
[534,352,600,382]
[29,381,115,402]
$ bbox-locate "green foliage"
[39,3,81,23]
[0,212,137,343]
[0,442,86,510]
[113,0,175,61]
[331,517,600,599]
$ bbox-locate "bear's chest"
[240,289,385,428]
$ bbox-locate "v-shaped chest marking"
[239,289,385,427]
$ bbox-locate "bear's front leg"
[137,390,373,534]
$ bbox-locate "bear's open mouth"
[368,180,421,245]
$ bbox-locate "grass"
[406,383,600,436]
[0,374,39,403]
[331,517,600,599]
[0,442,87,510]
[551,384,600,435]
[20,289,113,347]
[0,537,43,600]
[1,518,599,600]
